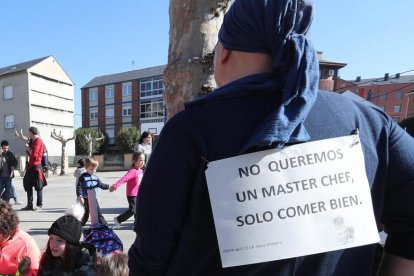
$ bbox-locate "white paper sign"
[205,135,379,268]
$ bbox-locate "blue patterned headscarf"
[219,0,319,148]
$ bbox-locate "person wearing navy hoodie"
[128,0,414,275]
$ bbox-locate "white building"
[0,56,75,163]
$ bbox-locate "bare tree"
[14,129,29,142]
[85,133,105,156]
[163,0,231,119]
[51,129,75,175]
[14,129,30,174]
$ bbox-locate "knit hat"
[48,204,84,245]
[48,215,83,245]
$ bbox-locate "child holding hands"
[76,157,109,226]
[110,152,145,229]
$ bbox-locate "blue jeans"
[11,180,18,200]
[0,177,12,202]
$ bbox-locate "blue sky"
[2,1,414,128]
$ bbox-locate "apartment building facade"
[81,65,166,144]
[81,53,350,145]
[317,51,347,92]
[0,56,75,159]
[336,74,414,122]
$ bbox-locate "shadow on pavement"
[100,207,128,214]
[119,222,135,231]
[35,208,67,213]
[27,229,48,236]
[19,220,54,223]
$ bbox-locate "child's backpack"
[83,225,123,256]
[83,188,123,256]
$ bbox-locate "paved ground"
[13,168,136,252]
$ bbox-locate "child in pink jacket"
[110,151,145,229]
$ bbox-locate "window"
[395,91,403,100]
[378,105,385,112]
[3,86,13,100]
[140,77,164,98]
[122,106,132,116]
[105,86,114,98]
[90,111,98,120]
[5,115,14,129]
[89,89,97,101]
[140,100,165,118]
[367,91,373,102]
[122,82,132,96]
[106,127,115,144]
[105,107,114,118]
[379,93,387,100]
[393,104,401,113]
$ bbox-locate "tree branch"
[14,129,28,142]
[67,132,76,142]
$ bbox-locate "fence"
[103,153,124,167]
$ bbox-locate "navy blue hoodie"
[129,74,414,275]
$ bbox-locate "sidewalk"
[13,170,137,252]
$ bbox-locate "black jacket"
[38,246,95,276]
[0,151,18,178]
